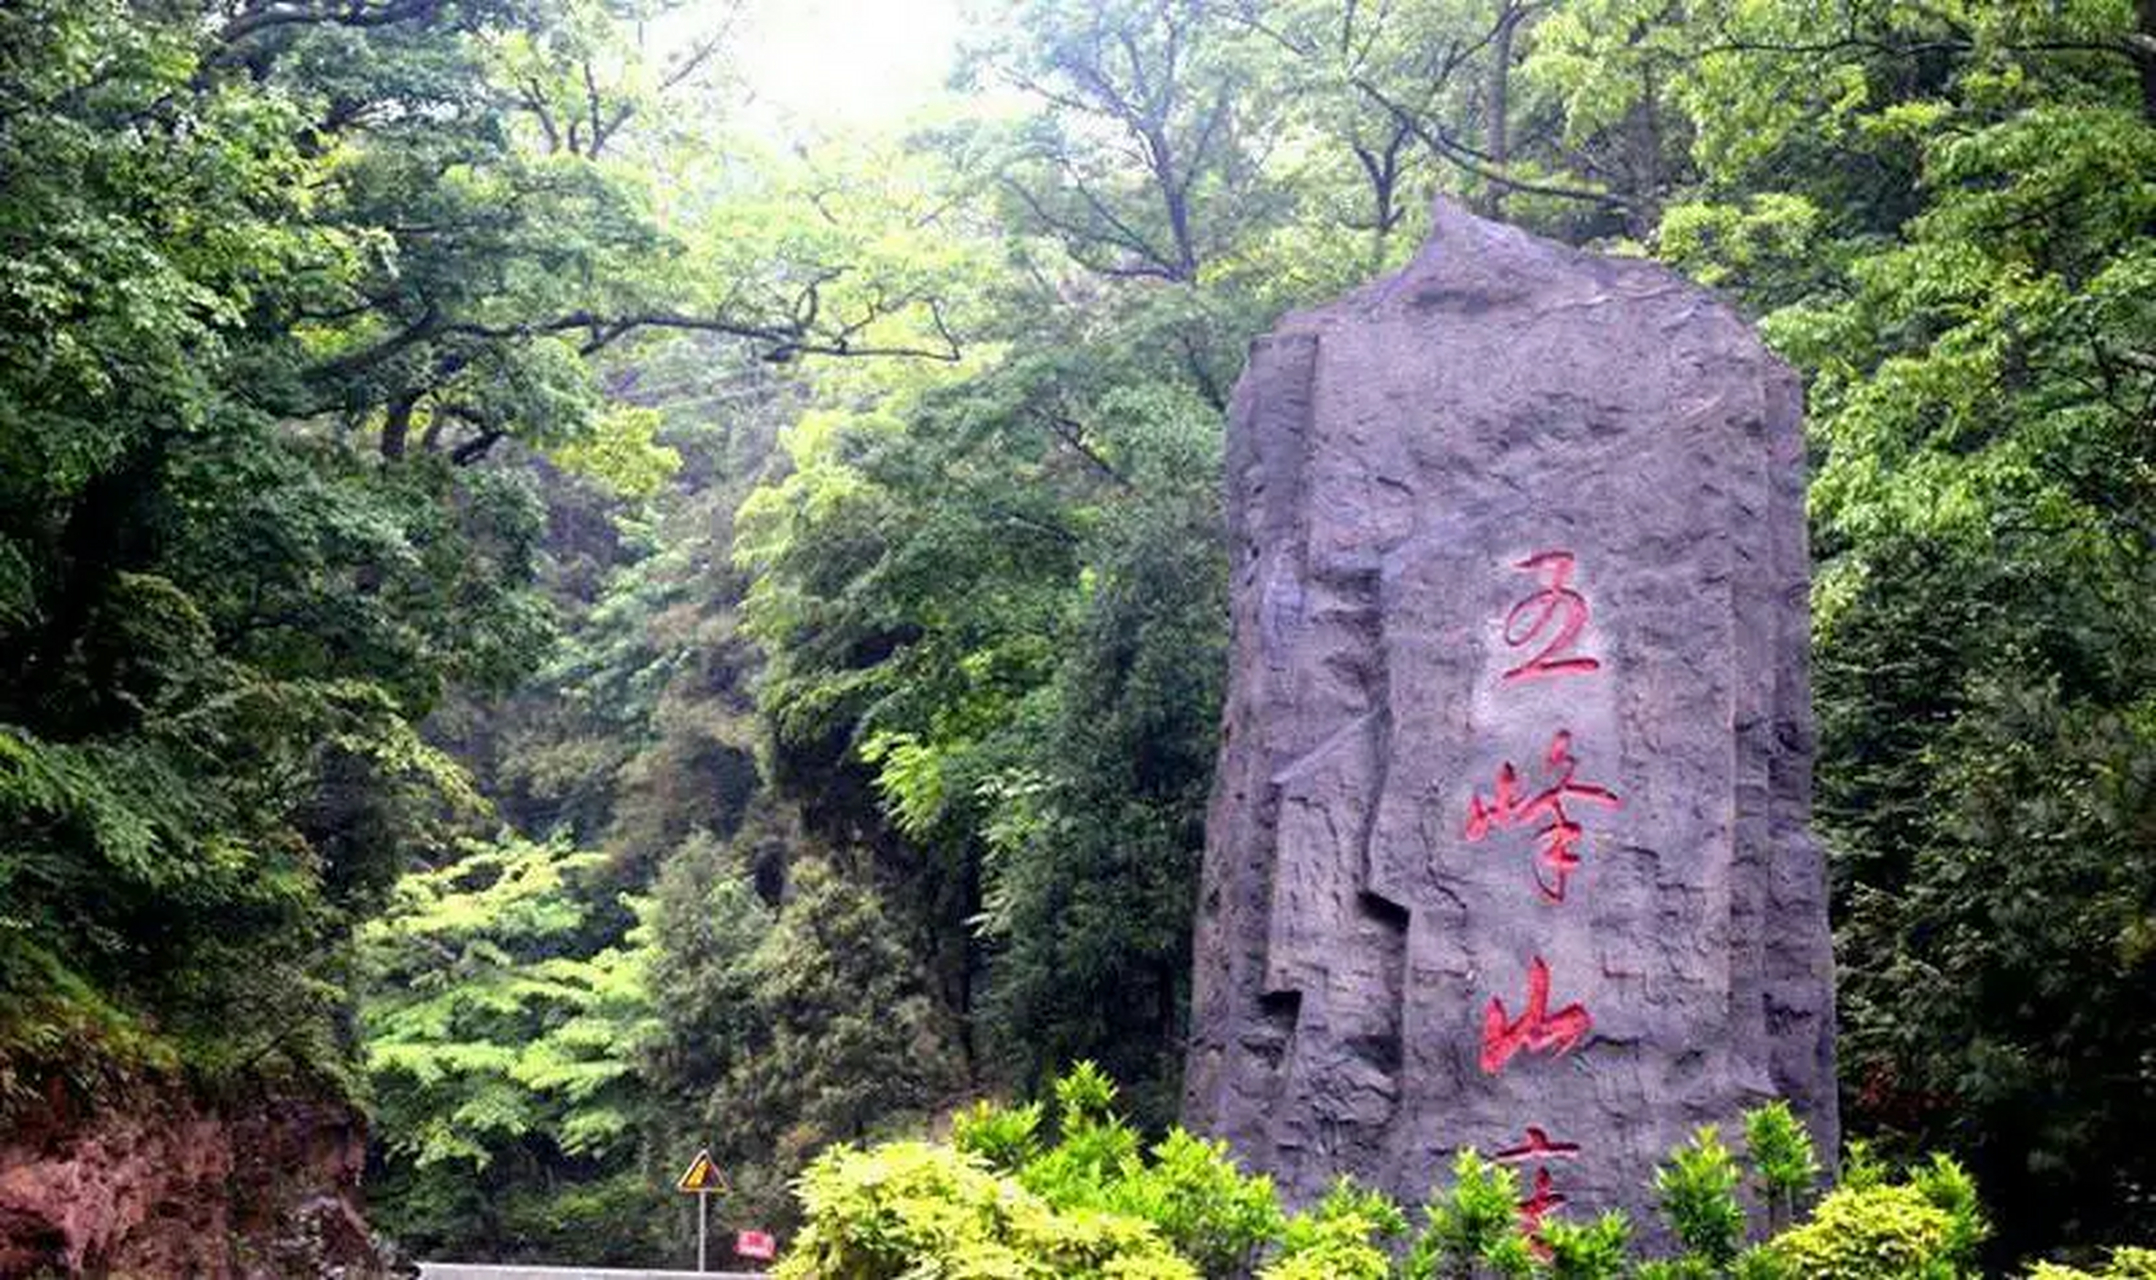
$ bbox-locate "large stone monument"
[1182,200,1836,1231]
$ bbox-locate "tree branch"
[1353,76,1628,210]
[451,428,505,465]
[1033,409,1136,491]
[215,0,444,48]
[999,173,1184,282]
[440,308,963,362]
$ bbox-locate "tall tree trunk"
[380,390,421,460]
[1483,2,1521,217]
[2137,0,2156,123]
[1623,66,1664,239]
[28,444,163,736]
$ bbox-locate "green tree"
[974,381,1228,1115]
[359,834,659,1262]
[0,0,964,1246]
[728,0,1373,1116]
[0,0,516,1101]
[637,834,967,1238]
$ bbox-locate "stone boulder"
[1182,199,1837,1232]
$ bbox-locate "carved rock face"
[1181,200,1837,1231]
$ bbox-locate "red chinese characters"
[1495,1125,1583,1164]
[1518,1168,1568,1235]
[1470,550,1616,1243]
[1480,956,1593,1075]
[1500,551,1601,683]
[1464,730,1621,902]
[1497,1128,1582,1247]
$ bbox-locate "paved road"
[418,1265,763,1280]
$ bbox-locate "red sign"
[735,1229,777,1260]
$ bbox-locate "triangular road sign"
[676,1148,728,1193]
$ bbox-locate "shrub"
[1744,1101,1821,1234]
[951,1098,1045,1173]
[1538,1212,1631,1280]
[1908,1152,1990,1267]
[2029,1245,2156,1279]
[1261,1178,1406,1280]
[1657,1126,1747,1268]
[1405,1149,1535,1279]
[774,1065,2139,1280]
[773,1139,1197,1280]
[1003,1063,1281,1273]
[1768,1183,1959,1279]
[1101,1129,1284,1274]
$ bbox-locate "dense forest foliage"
[2,0,2152,1272]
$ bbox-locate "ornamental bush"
[772,1139,1197,1280]
[774,1064,2136,1279]
[1768,1184,1959,1279]
[1260,1179,1406,1280]
[2029,1246,2156,1279]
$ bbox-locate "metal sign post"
[675,1148,727,1273]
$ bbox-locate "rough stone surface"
[0,1080,391,1278]
[1181,200,1837,1228]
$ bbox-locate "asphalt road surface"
[418,1265,763,1280]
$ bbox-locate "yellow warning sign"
[676,1149,727,1193]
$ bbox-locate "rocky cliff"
[0,1080,390,1278]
